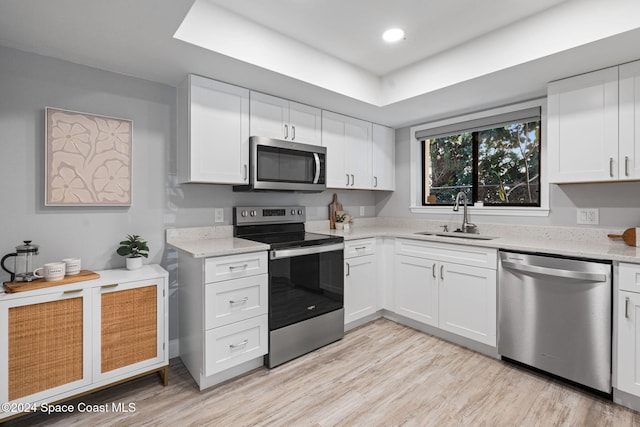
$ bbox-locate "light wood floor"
[5,318,640,426]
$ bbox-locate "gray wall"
[0,46,375,346]
[376,127,640,228]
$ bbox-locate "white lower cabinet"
[394,239,497,347]
[0,265,168,422]
[617,263,640,399]
[178,251,268,390]
[395,255,438,326]
[344,239,378,326]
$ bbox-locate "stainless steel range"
[234,206,344,368]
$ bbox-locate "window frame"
[409,99,549,217]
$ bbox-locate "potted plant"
[335,213,347,230]
[116,234,149,270]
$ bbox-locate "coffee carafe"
[1,240,39,282]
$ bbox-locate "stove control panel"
[234,206,306,225]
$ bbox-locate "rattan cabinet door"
[0,290,92,405]
[94,279,165,382]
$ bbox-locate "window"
[419,108,541,207]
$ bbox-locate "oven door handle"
[270,242,344,260]
[313,153,321,184]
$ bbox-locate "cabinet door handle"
[291,125,296,141]
[626,297,630,319]
[229,264,248,271]
[64,289,83,294]
[101,283,118,289]
[354,246,367,251]
[229,297,249,305]
[284,124,289,139]
[351,174,355,186]
[432,263,436,278]
[244,164,248,180]
[625,156,630,177]
[229,339,248,349]
[346,262,350,276]
[440,265,444,280]
[374,176,378,188]
[610,157,614,177]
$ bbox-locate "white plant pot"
[335,223,344,230]
[126,257,143,270]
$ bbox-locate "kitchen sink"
[414,231,498,240]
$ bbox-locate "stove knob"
[291,209,296,215]
[241,210,248,217]
[298,209,304,215]
[250,210,257,217]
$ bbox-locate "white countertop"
[166,220,640,263]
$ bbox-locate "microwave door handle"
[313,153,321,184]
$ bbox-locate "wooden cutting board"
[329,193,343,229]
[3,270,100,293]
[608,228,640,247]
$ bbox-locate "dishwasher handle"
[501,260,607,282]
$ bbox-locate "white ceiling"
[1,0,640,127]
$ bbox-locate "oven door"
[251,136,326,192]
[268,243,344,331]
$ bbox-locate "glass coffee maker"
[1,240,40,282]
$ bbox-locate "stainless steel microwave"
[234,136,326,192]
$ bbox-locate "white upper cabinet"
[547,67,619,183]
[619,60,640,180]
[372,124,395,191]
[250,92,321,145]
[322,110,372,189]
[177,75,249,184]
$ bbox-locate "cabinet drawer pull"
[229,297,249,305]
[63,289,83,294]
[609,157,614,177]
[354,246,367,251]
[229,264,249,272]
[101,283,118,289]
[229,339,248,349]
[626,297,630,319]
[625,156,630,177]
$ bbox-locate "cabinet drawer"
[344,238,376,259]
[205,274,268,329]
[395,238,497,269]
[204,315,268,376]
[205,252,267,283]
[619,262,640,293]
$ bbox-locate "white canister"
[62,258,81,275]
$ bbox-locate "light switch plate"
[360,206,365,216]
[577,208,599,225]
[214,208,224,223]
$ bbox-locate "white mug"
[62,258,81,275]
[34,262,66,281]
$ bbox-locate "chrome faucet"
[453,192,477,233]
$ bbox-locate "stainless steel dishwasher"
[498,251,612,393]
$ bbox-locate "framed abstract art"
[45,107,132,206]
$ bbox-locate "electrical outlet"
[576,208,599,225]
[360,206,365,216]
[214,208,224,223]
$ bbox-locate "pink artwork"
[45,108,132,206]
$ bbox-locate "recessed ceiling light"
[382,28,405,43]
